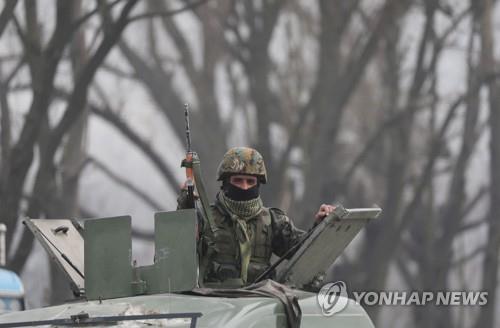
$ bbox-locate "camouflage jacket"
[177,190,305,287]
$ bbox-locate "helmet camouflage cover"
[217,147,267,183]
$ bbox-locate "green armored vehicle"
[0,206,380,327]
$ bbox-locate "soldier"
[178,147,334,288]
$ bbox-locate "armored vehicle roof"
[0,290,374,327]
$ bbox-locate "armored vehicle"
[0,205,380,327]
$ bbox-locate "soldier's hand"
[180,181,199,198]
[315,204,336,223]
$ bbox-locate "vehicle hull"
[0,292,374,327]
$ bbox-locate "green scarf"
[219,192,263,219]
[218,192,263,283]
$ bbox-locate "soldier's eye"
[230,176,257,186]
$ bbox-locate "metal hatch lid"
[277,205,381,289]
[24,219,84,295]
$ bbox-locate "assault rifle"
[181,104,195,208]
[180,104,219,235]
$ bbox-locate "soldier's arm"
[270,208,305,258]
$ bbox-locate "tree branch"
[88,101,179,191]
[342,104,430,185]
[0,0,18,39]
[127,0,210,22]
[451,245,485,269]
[84,156,164,210]
[395,252,418,290]
[459,185,488,221]
[458,217,487,234]
[150,1,199,86]
[71,0,123,31]
[397,92,467,235]
[79,205,153,240]
[48,0,138,159]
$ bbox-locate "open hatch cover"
[24,219,84,295]
[24,210,198,301]
[277,206,381,289]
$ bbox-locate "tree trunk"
[475,0,500,326]
[49,0,88,305]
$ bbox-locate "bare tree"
[0,0,139,303]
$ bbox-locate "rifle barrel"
[184,103,191,152]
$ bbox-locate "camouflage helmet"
[217,147,267,183]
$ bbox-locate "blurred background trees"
[0,0,499,327]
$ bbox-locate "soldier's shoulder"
[209,202,228,223]
[268,207,290,224]
[268,207,286,216]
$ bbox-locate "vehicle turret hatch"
[84,210,198,300]
[24,219,84,296]
[277,206,381,289]
[25,210,198,301]
[84,216,133,300]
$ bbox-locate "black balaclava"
[222,179,260,201]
